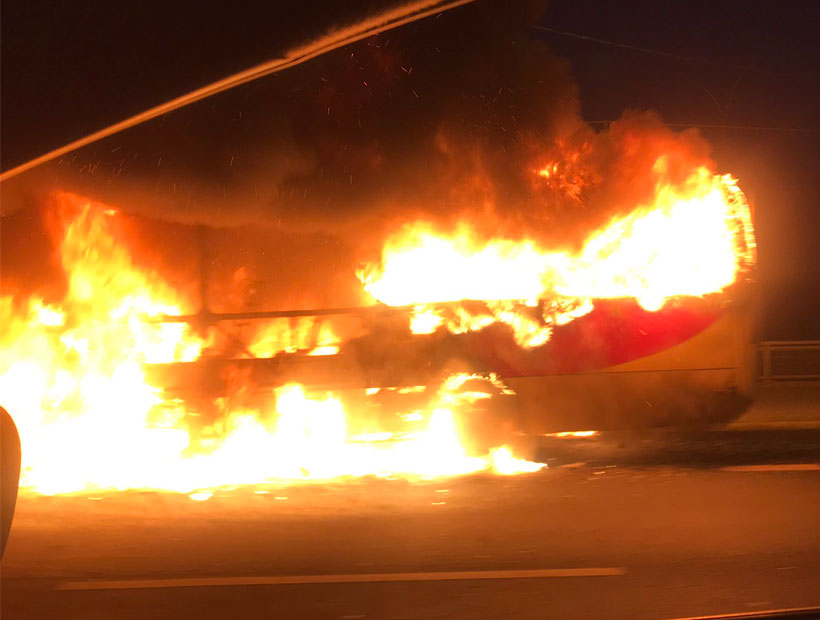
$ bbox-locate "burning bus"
[144,165,756,448]
[0,153,756,496]
[0,3,757,497]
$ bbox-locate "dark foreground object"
[1,407,21,558]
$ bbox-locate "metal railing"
[758,340,820,381]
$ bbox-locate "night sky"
[1,0,818,338]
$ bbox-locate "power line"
[0,0,477,182]
[586,120,820,134]
[530,24,807,80]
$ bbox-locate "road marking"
[728,421,820,430]
[661,604,820,619]
[57,567,627,591]
[721,463,820,472]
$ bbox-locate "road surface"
[3,460,820,619]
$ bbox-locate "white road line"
[57,567,627,591]
[721,463,820,472]
[728,421,820,430]
[662,604,820,620]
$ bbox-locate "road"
[2,460,820,619]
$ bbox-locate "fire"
[0,198,543,496]
[0,157,755,498]
[554,171,755,312]
[249,318,342,357]
[362,228,549,306]
[361,168,755,344]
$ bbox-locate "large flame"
[0,200,541,497]
[0,158,755,498]
[360,168,755,346]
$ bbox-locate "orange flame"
[0,198,543,496]
[0,158,755,497]
[360,168,755,345]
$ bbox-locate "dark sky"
[535,0,820,341]
[1,0,818,338]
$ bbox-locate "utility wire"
[586,120,820,134]
[0,0,476,183]
[530,24,808,80]
[535,24,817,134]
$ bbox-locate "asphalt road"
[3,461,820,620]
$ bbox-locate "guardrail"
[758,340,820,381]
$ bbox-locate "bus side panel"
[508,301,757,433]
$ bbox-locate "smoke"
[2,3,575,230]
[1,0,719,309]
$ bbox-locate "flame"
[554,171,755,311]
[360,168,755,345]
[1,160,755,497]
[547,430,599,438]
[361,227,548,306]
[249,318,341,357]
[0,204,202,495]
[0,197,543,496]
